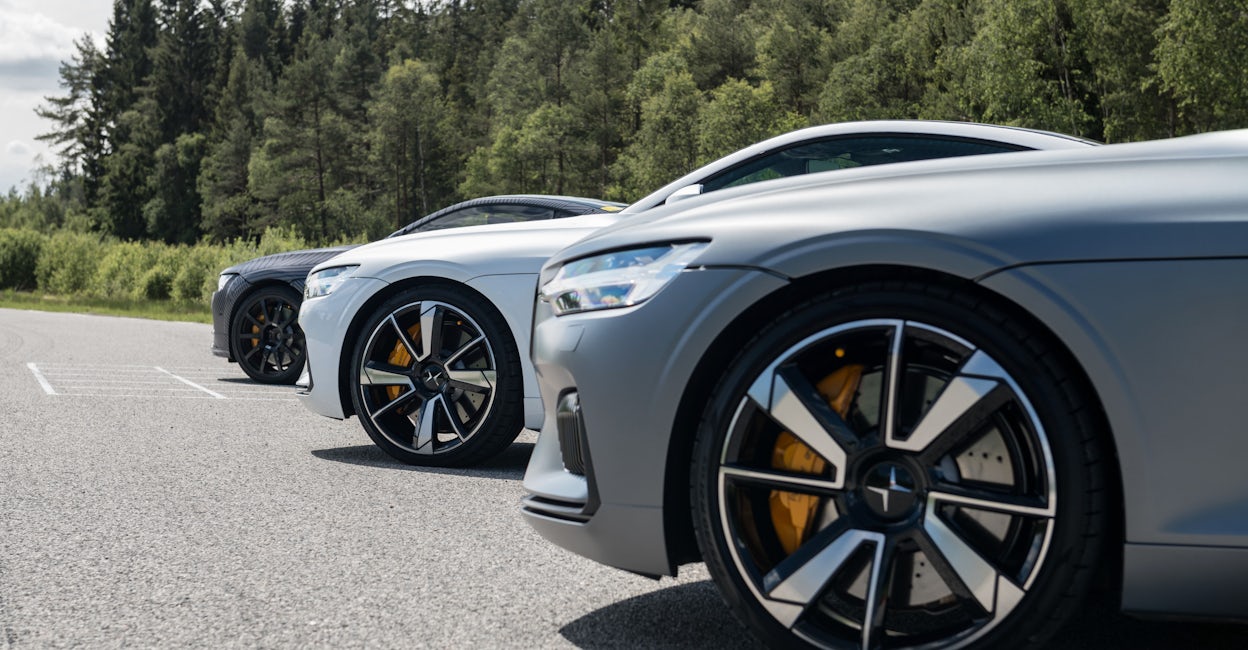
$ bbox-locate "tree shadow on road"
[310,441,532,480]
[559,581,763,649]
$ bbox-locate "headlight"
[217,273,238,291]
[540,242,708,315]
[304,265,359,299]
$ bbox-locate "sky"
[0,0,113,193]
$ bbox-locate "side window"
[483,204,556,224]
[417,207,491,231]
[415,204,556,232]
[701,136,1024,193]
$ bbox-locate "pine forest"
[8,0,1248,247]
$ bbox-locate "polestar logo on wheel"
[421,366,448,391]
[865,464,915,517]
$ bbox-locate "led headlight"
[217,273,238,291]
[304,265,359,299]
[541,242,708,315]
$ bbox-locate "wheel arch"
[334,275,519,419]
[662,264,1124,586]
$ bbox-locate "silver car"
[522,130,1248,648]
[295,121,1091,468]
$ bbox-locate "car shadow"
[558,581,763,649]
[557,578,1248,649]
[310,442,533,480]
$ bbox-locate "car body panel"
[210,246,356,359]
[297,122,1098,448]
[297,276,389,420]
[523,129,1248,619]
[1123,544,1248,619]
[981,259,1248,547]
[297,215,621,426]
[524,267,787,577]
[211,196,622,363]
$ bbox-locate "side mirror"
[664,184,704,205]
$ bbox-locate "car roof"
[619,120,1099,215]
[388,195,627,238]
[561,129,1248,273]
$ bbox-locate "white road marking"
[24,363,299,401]
[26,363,57,395]
[154,367,228,399]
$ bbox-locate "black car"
[210,195,626,384]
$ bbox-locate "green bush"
[36,231,104,295]
[0,228,46,290]
[139,265,176,300]
[171,244,229,304]
[255,225,308,257]
[92,240,168,300]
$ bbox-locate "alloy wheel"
[712,318,1058,649]
[233,286,305,384]
[356,300,499,458]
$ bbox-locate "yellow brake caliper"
[250,313,264,347]
[385,323,422,402]
[770,362,863,555]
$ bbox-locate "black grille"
[556,392,587,475]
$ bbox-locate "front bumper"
[296,276,389,419]
[210,276,252,359]
[521,266,786,577]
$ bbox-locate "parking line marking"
[26,363,57,395]
[155,366,227,399]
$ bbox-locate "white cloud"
[0,2,84,66]
[0,0,110,190]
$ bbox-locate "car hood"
[224,244,361,278]
[553,130,1248,278]
[312,213,625,282]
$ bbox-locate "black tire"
[230,285,306,385]
[691,281,1108,649]
[349,284,524,467]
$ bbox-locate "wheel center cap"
[862,462,919,520]
[419,364,449,391]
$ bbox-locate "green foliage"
[0,229,46,290]
[613,60,704,199]
[370,59,453,232]
[1156,0,1248,133]
[699,80,807,163]
[170,245,226,303]
[138,265,176,300]
[36,231,105,296]
[92,239,167,299]
[255,225,308,256]
[16,0,1248,262]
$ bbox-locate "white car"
[296,121,1095,466]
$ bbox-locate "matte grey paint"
[523,129,1248,619]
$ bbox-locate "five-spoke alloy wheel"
[230,285,307,384]
[692,284,1106,650]
[350,286,523,467]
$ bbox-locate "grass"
[0,289,212,324]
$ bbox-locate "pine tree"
[97,0,160,239]
[369,59,452,231]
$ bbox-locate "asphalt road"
[0,308,1243,649]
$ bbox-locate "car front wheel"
[349,286,524,467]
[691,282,1108,649]
[230,285,306,384]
